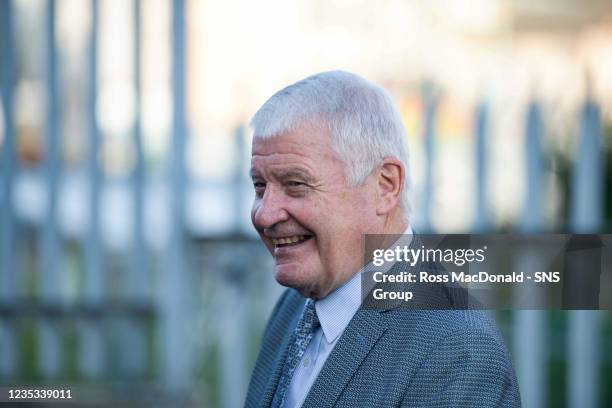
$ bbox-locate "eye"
[253,181,266,197]
[285,180,310,197]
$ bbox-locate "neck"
[361,210,408,265]
[313,210,408,300]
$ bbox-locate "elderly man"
[244,71,520,408]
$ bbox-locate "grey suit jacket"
[245,261,521,408]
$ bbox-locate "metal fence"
[0,0,611,407]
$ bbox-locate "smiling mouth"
[270,235,313,248]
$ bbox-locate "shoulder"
[380,310,520,406]
[383,308,507,350]
[380,308,515,377]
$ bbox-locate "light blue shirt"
[284,227,413,407]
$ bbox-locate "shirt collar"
[315,225,413,343]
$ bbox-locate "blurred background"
[1,0,612,406]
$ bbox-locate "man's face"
[250,124,378,298]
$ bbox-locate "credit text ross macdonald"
[369,244,560,302]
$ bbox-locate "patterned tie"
[272,298,319,408]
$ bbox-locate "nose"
[251,187,290,230]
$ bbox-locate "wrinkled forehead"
[249,125,349,182]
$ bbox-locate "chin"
[274,265,318,297]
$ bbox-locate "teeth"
[271,235,308,245]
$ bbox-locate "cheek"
[290,198,319,225]
[336,191,371,225]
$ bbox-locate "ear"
[376,158,404,216]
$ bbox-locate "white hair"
[250,70,411,215]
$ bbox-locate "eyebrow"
[275,168,314,182]
[249,168,316,183]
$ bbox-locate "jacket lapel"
[301,309,387,408]
[258,307,301,408]
[259,334,290,407]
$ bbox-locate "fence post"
[513,100,546,408]
[218,277,248,408]
[38,0,62,378]
[39,0,63,379]
[422,85,437,232]
[161,0,192,394]
[474,102,488,231]
[568,96,602,408]
[80,0,105,379]
[523,101,543,232]
[119,0,147,377]
[0,0,17,380]
[217,127,250,406]
[233,126,247,232]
